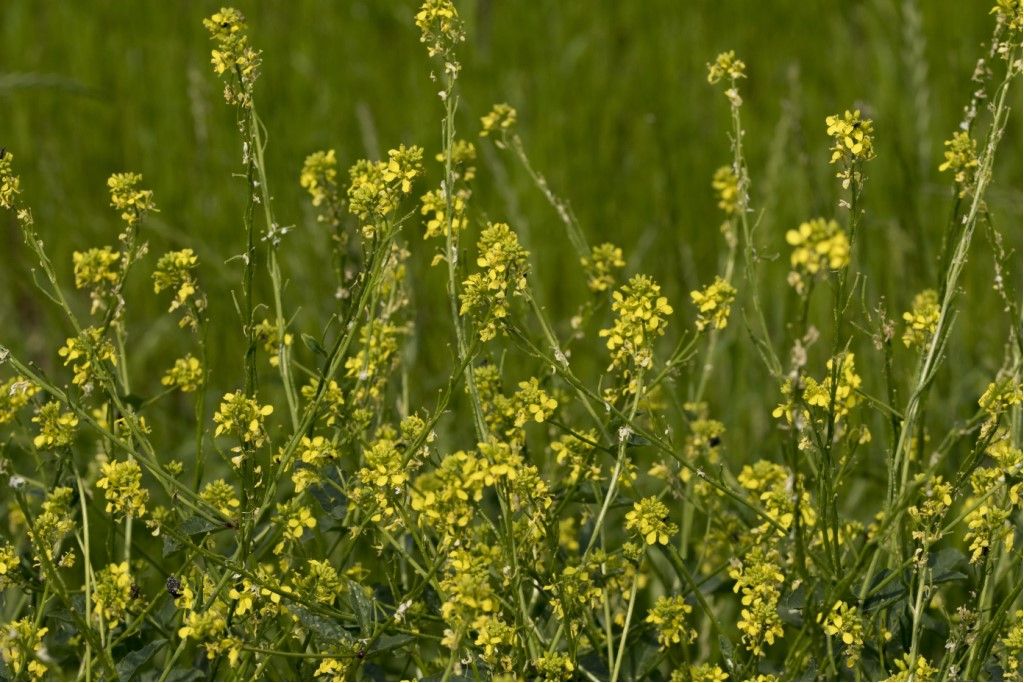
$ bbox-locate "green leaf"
[289,603,354,645]
[162,516,223,556]
[348,580,375,633]
[116,638,167,680]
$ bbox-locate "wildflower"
[687,663,730,681]
[300,149,343,228]
[73,246,121,313]
[252,318,293,368]
[0,544,19,590]
[826,109,876,165]
[58,326,117,386]
[27,487,75,560]
[998,609,1023,679]
[938,131,979,194]
[819,600,864,668]
[298,559,343,604]
[200,479,240,517]
[0,619,48,680]
[96,459,148,518]
[964,504,1013,563]
[440,138,477,181]
[315,658,346,681]
[647,595,697,649]
[581,242,626,293]
[712,165,740,215]
[907,475,953,544]
[691,276,736,332]
[213,391,273,452]
[992,0,1024,33]
[301,377,346,427]
[885,653,937,681]
[178,603,228,643]
[415,0,465,60]
[707,51,746,106]
[480,103,518,138]
[93,561,135,628]
[730,547,786,656]
[272,503,317,557]
[802,353,862,420]
[551,431,602,485]
[785,217,850,292]
[32,401,78,450]
[0,376,38,424]
[472,614,516,665]
[600,274,673,392]
[460,222,530,341]
[347,146,424,233]
[512,377,558,426]
[738,460,814,535]
[107,172,156,226]
[707,51,746,83]
[153,249,202,327]
[532,652,575,681]
[203,7,261,107]
[354,434,409,526]
[344,319,404,399]
[0,151,21,210]
[979,376,1022,419]
[544,564,603,635]
[421,187,468,240]
[901,289,940,349]
[625,497,677,545]
[161,355,204,392]
[826,110,876,188]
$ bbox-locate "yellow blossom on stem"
[625,497,677,545]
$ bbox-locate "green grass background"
[1,0,1020,459]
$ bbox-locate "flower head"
[625,497,677,545]
[107,172,156,227]
[203,7,261,107]
[646,595,696,649]
[581,242,625,293]
[96,459,148,519]
[691,276,736,332]
[901,289,940,349]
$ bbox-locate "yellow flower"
[691,276,736,332]
[785,217,850,292]
[0,151,21,210]
[202,7,261,107]
[107,172,156,226]
[213,391,274,453]
[818,600,865,667]
[161,355,204,392]
[96,459,148,518]
[32,401,79,450]
[416,0,465,59]
[58,326,117,386]
[0,376,38,425]
[581,242,625,293]
[625,497,677,545]
[901,289,940,349]
[480,103,518,138]
[646,595,696,649]
[92,562,135,628]
[712,165,740,215]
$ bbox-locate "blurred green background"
[1,0,1020,454]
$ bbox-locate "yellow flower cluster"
[345,319,404,401]
[901,289,940,349]
[421,188,466,240]
[964,503,1013,564]
[532,652,575,681]
[460,222,530,341]
[992,0,1024,33]
[161,355,204,392]
[203,7,261,107]
[999,609,1023,679]
[625,497,677,545]
[272,502,317,557]
[646,595,696,649]
[907,475,953,544]
[885,653,937,681]
[32,401,78,450]
[581,242,625,293]
[153,248,202,327]
[291,435,340,492]
[544,564,602,634]
[707,51,746,106]
[819,600,864,668]
[777,352,862,424]
[354,434,409,526]
[73,246,121,313]
[687,663,729,681]
[0,543,18,590]
[93,561,135,628]
[691,276,736,332]
[415,0,465,60]
[26,488,75,561]
[300,149,343,228]
[0,376,37,424]
[938,131,979,193]
[707,50,746,84]
[0,151,20,210]
[107,172,156,227]
[480,103,518,139]
[58,326,116,386]
[213,391,274,453]
[473,613,517,667]
[347,145,424,235]
[730,547,785,656]
[511,377,558,427]
[551,431,602,485]
[96,458,148,519]
[599,274,673,389]
[712,165,740,215]
[738,460,814,535]
[826,109,875,166]
[0,618,48,681]
[200,479,241,517]
[785,217,850,292]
